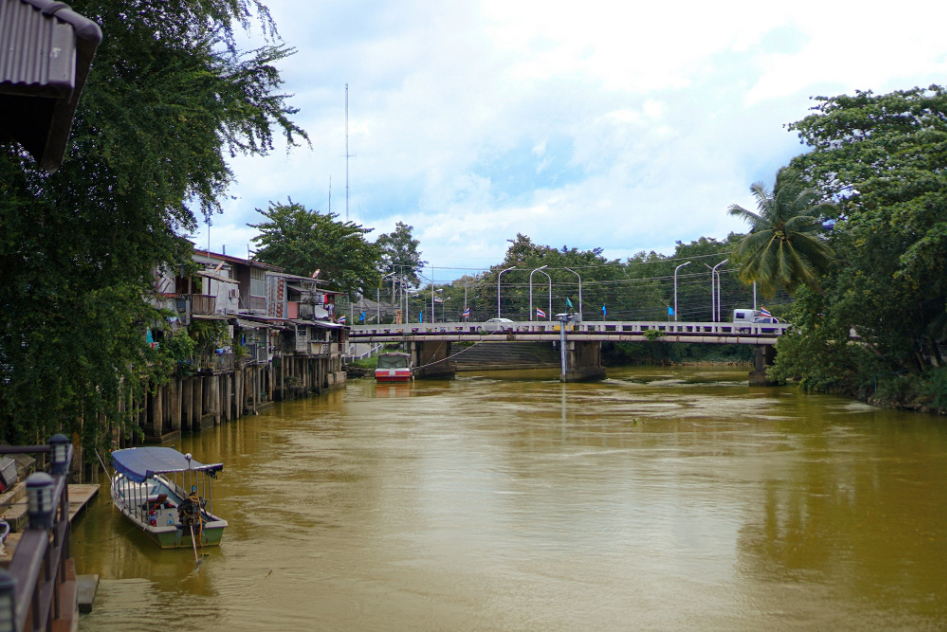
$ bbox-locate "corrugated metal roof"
[0,0,102,172]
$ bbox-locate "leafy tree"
[727,167,836,297]
[376,221,425,288]
[250,199,382,297]
[0,0,305,447]
[773,86,947,395]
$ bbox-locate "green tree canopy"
[250,200,382,297]
[376,221,425,287]
[0,0,305,446]
[727,167,836,297]
[772,85,947,392]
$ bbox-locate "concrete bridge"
[349,320,788,384]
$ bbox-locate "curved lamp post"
[673,262,691,322]
[563,267,583,321]
[529,265,550,321]
[497,266,515,319]
[704,259,728,321]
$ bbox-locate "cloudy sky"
[199,0,947,281]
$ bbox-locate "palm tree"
[728,167,836,297]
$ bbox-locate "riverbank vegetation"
[0,0,305,446]
[762,88,947,412]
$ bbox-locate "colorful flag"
[760,306,772,317]
[601,304,607,316]
[462,306,471,318]
[360,311,366,323]
[536,307,546,319]
[419,312,424,323]
[337,315,346,324]
[566,297,574,308]
[668,306,674,316]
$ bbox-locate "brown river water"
[73,366,947,631]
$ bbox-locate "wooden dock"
[0,484,99,567]
[68,483,100,522]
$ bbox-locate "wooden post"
[223,374,231,422]
[212,376,220,425]
[194,377,203,429]
[253,366,259,413]
[170,379,181,431]
[182,378,193,431]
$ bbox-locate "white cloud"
[200,0,947,279]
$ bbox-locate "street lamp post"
[529,265,548,321]
[563,267,583,321]
[705,260,728,321]
[674,261,691,322]
[497,266,515,319]
[431,288,443,324]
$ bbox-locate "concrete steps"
[451,342,560,370]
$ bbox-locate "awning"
[111,447,223,483]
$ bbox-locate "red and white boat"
[374,352,414,382]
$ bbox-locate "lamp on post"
[27,472,55,530]
[673,262,691,322]
[50,434,71,476]
[497,267,515,319]
[0,569,14,632]
[713,259,728,322]
[528,265,548,321]
[563,267,583,321]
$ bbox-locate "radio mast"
[345,84,350,222]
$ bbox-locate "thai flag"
[462,306,471,318]
[760,306,772,317]
[338,315,346,324]
[536,307,546,319]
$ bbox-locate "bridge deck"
[349,320,787,344]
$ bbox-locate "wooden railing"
[194,352,234,373]
[0,440,77,632]
[190,294,217,316]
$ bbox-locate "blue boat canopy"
[111,448,223,483]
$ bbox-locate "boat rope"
[410,328,512,371]
[76,523,140,544]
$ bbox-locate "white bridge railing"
[349,320,790,339]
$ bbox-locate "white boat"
[109,447,228,549]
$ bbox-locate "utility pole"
[345,84,350,222]
[674,261,691,322]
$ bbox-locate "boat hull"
[375,369,413,382]
[110,475,227,549]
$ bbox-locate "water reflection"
[76,367,947,631]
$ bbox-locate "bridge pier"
[749,345,777,386]
[563,340,606,382]
[412,341,456,379]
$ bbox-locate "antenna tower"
[345,84,350,222]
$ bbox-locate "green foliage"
[250,199,382,297]
[728,167,836,297]
[0,0,304,448]
[188,320,229,352]
[643,328,664,342]
[377,222,425,287]
[161,328,198,375]
[772,85,947,399]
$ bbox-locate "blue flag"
[360,311,366,323]
[668,306,674,316]
[602,304,607,316]
[566,297,574,308]
[419,311,423,323]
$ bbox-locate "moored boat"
[374,352,413,382]
[109,447,228,549]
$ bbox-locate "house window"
[251,268,265,297]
